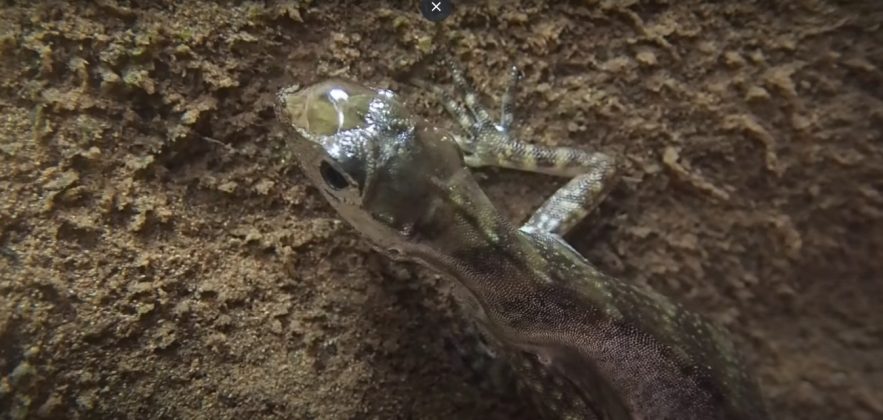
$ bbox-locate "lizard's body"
[276,63,769,419]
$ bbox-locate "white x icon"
[431,1,441,12]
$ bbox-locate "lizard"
[275,60,770,420]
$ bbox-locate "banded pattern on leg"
[419,59,620,237]
[523,162,617,236]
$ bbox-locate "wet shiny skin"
[276,75,769,419]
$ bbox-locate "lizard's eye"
[320,160,350,190]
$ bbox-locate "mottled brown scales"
[277,61,769,419]
[502,346,597,419]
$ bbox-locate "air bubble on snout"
[536,352,552,366]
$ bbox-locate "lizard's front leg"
[422,59,621,237]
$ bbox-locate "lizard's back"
[456,228,769,420]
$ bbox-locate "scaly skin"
[275,64,769,419]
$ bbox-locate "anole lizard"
[276,61,769,420]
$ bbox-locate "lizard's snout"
[276,84,310,134]
[276,80,379,138]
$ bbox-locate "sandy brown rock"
[1,1,881,419]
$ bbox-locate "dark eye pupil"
[320,161,349,190]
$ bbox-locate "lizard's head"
[277,80,467,256]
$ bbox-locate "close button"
[420,0,453,22]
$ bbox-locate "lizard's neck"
[405,168,541,295]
